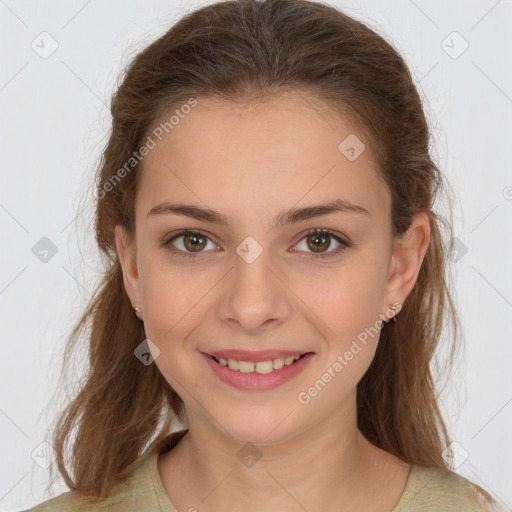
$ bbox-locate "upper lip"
[204,349,312,362]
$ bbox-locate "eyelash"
[162,228,350,260]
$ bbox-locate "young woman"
[25,0,507,510]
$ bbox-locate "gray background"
[1,0,511,510]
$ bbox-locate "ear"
[115,223,142,309]
[381,212,431,318]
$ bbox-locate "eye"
[163,229,218,258]
[293,228,350,259]
[162,228,351,259]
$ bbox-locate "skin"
[115,90,430,512]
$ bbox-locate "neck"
[158,392,409,512]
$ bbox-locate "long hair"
[45,0,461,501]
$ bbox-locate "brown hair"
[45,0,461,502]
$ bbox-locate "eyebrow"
[146,198,370,228]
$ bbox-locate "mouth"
[202,351,315,390]
[207,352,314,374]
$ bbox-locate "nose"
[216,250,292,334]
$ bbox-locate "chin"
[216,410,301,447]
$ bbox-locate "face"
[115,91,429,445]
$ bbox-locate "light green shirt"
[24,430,508,511]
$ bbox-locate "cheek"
[292,257,385,385]
[139,263,209,394]
[139,254,215,348]
[295,258,384,338]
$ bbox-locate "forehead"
[136,92,390,225]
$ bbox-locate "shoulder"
[23,430,186,512]
[22,456,153,511]
[397,464,508,511]
[21,488,140,512]
[21,490,103,511]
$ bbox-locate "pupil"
[310,234,329,252]
[186,234,206,251]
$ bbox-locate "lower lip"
[202,352,315,391]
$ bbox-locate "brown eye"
[182,233,207,252]
[293,228,350,259]
[163,228,349,260]
[164,230,218,257]
[306,232,332,252]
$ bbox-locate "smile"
[212,354,305,374]
[202,352,315,391]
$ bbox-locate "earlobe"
[114,223,141,307]
[382,212,431,311]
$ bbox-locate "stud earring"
[134,306,143,320]
[384,302,401,324]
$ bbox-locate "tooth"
[238,360,255,372]
[255,360,274,374]
[214,354,303,372]
[273,358,285,369]
[227,359,239,370]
